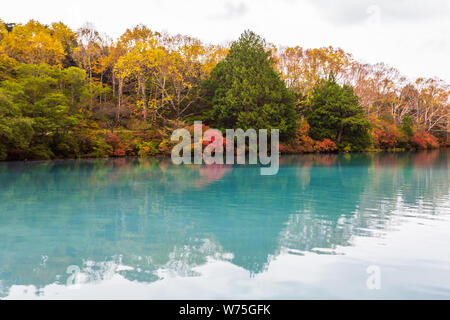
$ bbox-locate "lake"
[0,150,449,299]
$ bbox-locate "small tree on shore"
[306,74,371,151]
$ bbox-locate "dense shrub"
[137,141,159,157]
[158,139,176,156]
[410,132,439,149]
[314,139,338,152]
[372,128,398,149]
[280,121,337,154]
[106,132,132,157]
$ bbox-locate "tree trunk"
[140,76,147,121]
[112,72,116,97]
[117,78,123,123]
[337,123,344,143]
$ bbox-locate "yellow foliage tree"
[0,20,65,66]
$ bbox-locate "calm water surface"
[0,150,449,299]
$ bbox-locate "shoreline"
[1,147,446,163]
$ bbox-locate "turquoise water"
[0,150,449,299]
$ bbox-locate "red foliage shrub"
[287,122,315,153]
[372,128,398,149]
[187,124,233,153]
[296,135,315,153]
[106,133,132,157]
[157,140,172,155]
[410,132,439,149]
[314,139,338,152]
[281,122,337,154]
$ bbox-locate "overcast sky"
[2,0,450,82]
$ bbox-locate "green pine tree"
[306,74,372,151]
[202,30,297,140]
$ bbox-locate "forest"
[0,19,448,160]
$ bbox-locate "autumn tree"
[50,22,78,67]
[0,20,65,66]
[277,46,352,95]
[114,40,164,121]
[413,78,449,134]
[109,25,161,122]
[73,23,101,80]
[155,34,211,120]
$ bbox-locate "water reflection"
[0,150,449,299]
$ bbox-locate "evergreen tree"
[306,74,371,151]
[400,114,414,138]
[202,31,297,140]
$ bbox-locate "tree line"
[0,19,448,160]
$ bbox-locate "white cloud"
[304,0,450,25]
[213,1,250,19]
